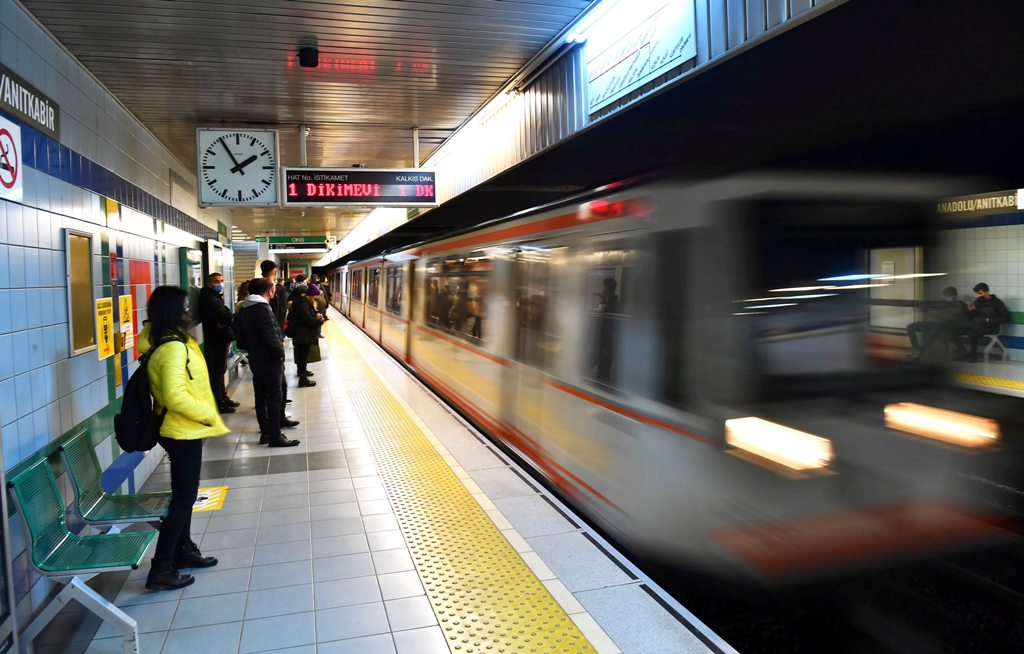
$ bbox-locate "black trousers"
[294,343,311,375]
[252,359,284,436]
[952,319,998,356]
[203,339,228,405]
[154,436,203,562]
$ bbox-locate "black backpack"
[114,336,187,453]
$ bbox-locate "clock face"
[197,129,279,206]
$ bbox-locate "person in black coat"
[287,285,324,387]
[196,273,237,412]
[234,278,299,447]
[952,282,1011,362]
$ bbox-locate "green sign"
[269,235,325,244]
[254,236,268,243]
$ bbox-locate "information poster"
[585,0,697,113]
[96,298,114,360]
[119,295,135,348]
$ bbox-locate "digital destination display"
[282,168,437,207]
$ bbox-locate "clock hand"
[219,139,242,170]
[230,154,258,175]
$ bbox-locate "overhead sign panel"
[283,168,437,207]
[0,64,60,140]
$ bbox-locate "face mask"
[213,283,224,293]
[944,296,954,303]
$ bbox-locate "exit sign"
[282,168,437,207]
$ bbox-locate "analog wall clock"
[196,128,279,206]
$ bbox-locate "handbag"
[307,342,322,363]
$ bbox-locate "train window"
[579,236,689,404]
[425,253,491,342]
[367,268,381,307]
[514,247,566,370]
[583,244,639,387]
[385,266,403,315]
[350,269,363,301]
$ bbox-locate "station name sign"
[937,189,1024,218]
[282,168,437,207]
[0,64,59,140]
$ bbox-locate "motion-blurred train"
[327,172,1018,583]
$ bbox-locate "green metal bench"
[8,459,156,654]
[59,431,170,528]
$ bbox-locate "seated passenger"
[951,282,1010,363]
[906,286,965,360]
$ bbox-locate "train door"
[502,245,568,468]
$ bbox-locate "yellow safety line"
[323,323,594,653]
[954,373,1024,392]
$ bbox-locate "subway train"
[327,172,1019,583]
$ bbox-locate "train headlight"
[884,402,999,448]
[725,418,833,471]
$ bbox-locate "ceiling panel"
[22,0,594,237]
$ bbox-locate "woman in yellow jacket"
[139,286,229,590]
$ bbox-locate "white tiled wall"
[0,0,221,231]
[0,0,230,624]
[937,223,1023,361]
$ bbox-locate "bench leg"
[19,577,138,654]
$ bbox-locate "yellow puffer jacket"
[138,323,229,440]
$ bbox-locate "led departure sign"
[282,168,437,207]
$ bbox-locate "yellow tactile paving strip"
[954,373,1024,392]
[326,326,594,653]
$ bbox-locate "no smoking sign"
[0,116,21,202]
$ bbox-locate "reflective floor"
[67,312,716,654]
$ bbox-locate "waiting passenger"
[593,278,619,382]
[905,286,965,360]
[234,280,250,313]
[287,285,324,387]
[140,286,227,590]
[234,278,300,447]
[952,282,1010,363]
[197,272,238,412]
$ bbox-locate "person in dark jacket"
[906,286,965,360]
[260,260,297,426]
[234,278,299,447]
[952,282,1011,362]
[196,272,238,412]
[287,285,324,387]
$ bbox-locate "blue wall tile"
[20,208,37,248]
[1,420,19,469]
[11,331,29,376]
[25,296,42,331]
[23,248,39,287]
[14,375,31,419]
[27,329,43,369]
[40,294,55,328]
[8,291,27,332]
[28,369,45,412]
[6,205,23,245]
[0,334,12,381]
[0,245,8,287]
[0,378,15,427]
[16,415,34,460]
[0,291,10,334]
[7,246,25,288]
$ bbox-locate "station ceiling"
[21,0,595,238]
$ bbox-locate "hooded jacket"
[234,295,285,362]
[138,323,229,440]
[971,294,1010,325]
